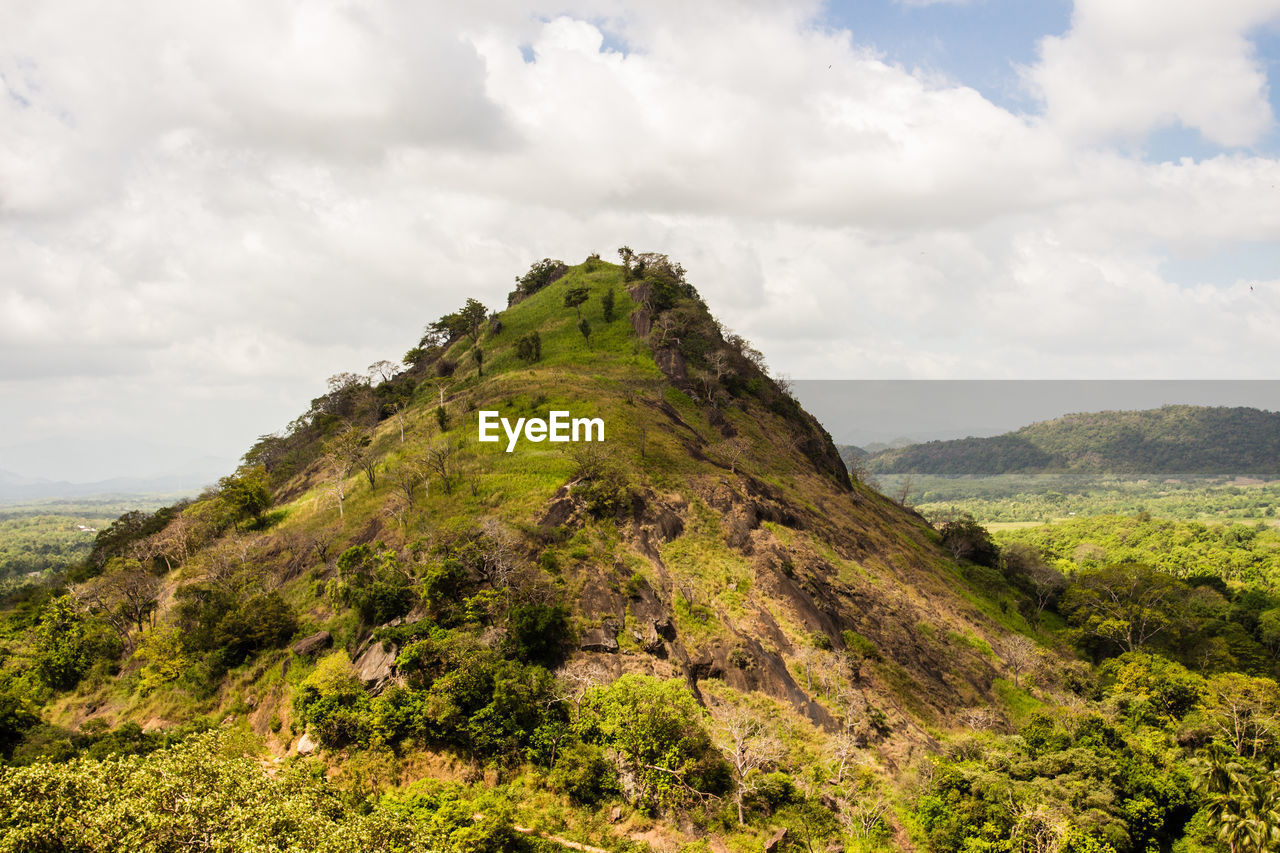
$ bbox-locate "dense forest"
[869,405,1280,476]
[892,474,1280,524]
[1,255,1278,852]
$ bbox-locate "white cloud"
[2,0,1280,476]
[1027,0,1280,146]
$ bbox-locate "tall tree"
[322,427,368,520]
[563,286,589,321]
[1061,563,1186,655]
[710,701,784,825]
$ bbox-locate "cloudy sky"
[3,0,1280,481]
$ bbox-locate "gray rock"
[291,630,331,657]
[296,733,318,755]
[764,827,788,853]
[353,640,398,692]
[579,627,619,653]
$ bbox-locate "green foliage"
[906,474,1280,525]
[938,513,999,568]
[431,298,489,345]
[1061,563,1187,657]
[0,689,37,759]
[216,466,272,528]
[0,728,432,852]
[294,652,373,748]
[132,625,190,694]
[514,332,542,363]
[84,506,181,574]
[33,596,121,690]
[601,287,616,323]
[580,674,729,813]
[503,601,571,667]
[514,258,567,296]
[563,286,589,321]
[872,405,1280,476]
[546,740,619,804]
[0,508,124,585]
[335,545,414,626]
[917,710,1195,853]
[1102,653,1206,724]
[999,513,1280,586]
[172,581,296,669]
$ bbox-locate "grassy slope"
[31,260,1058,846]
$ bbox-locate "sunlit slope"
[240,258,1023,743]
[48,256,1042,764]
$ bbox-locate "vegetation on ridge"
[870,405,1280,476]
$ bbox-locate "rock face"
[291,631,332,657]
[630,308,651,338]
[352,639,398,693]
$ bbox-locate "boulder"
[764,828,788,853]
[296,733,318,755]
[353,640,398,693]
[291,630,332,657]
[579,627,619,653]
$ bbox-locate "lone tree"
[430,298,489,346]
[710,701,784,825]
[617,246,635,280]
[515,258,567,295]
[322,426,368,519]
[217,467,271,529]
[563,286,589,321]
[938,513,999,568]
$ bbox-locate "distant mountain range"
[0,468,218,502]
[865,405,1280,476]
[0,437,232,502]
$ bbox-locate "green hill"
[868,404,1280,476]
[4,253,1279,852]
[0,252,1029,850]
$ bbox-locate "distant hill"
[835,443,868,468]
[867,404,1280,476]
[0,471,216,504]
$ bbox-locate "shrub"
[580,675,729,812]
[33,596,122,690]
[293,652,373,748]
[515,258,567,295]
[336,545,414,626]
[548,741,619,804]
[505,602,571,667]
[515,332,542,363]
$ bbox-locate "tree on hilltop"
[430,298,489,346]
